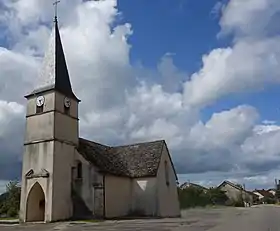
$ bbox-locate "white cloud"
[0,47,38,101]
[0,0,280,190]
[242,126,280,166]
[188,105,258,150]
[183,37,280,107]
[0,181,8,194]
[219,0,280,38]
[0,101,24,136]
[254,124,280,134]
[184,0,280,108]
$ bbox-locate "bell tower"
[19,16,80,222]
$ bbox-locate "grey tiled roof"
[77,138,165,178]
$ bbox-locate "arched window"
[165,160,170,186]
[77,162,82,179]
[36,105,43,114]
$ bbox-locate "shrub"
[178,186,228,209]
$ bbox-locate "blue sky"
[118,0,227,70]
[117,0,280,123]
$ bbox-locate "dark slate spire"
[26,17,79,101]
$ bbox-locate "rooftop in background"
[180,182,209,191]
[253,189,274,198]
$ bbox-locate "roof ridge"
[112,139,165,148]
[219,180,243,190]
[222,180,255,194]
[181,182,208,189]
[79,137,109,148]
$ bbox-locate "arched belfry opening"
[26,182,45,222]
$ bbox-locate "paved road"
[1,205,280,230]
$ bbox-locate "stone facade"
[20,88,79,222]
[73,144,180,219]
[218,181,254,206]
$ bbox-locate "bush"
[262,196,276,204]
[179,187,207,208]
[7,207,18,218]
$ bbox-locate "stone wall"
[72,151,105,218]
[156,144,180,217]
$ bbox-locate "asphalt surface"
[1,205,280,230]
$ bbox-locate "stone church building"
[19,17,180,223]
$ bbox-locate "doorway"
[26,182,45,222]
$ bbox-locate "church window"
[36,105,43,114]
[64,97,71,115]
[77,162,82,179]
[165,160,170,186]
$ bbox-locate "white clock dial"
[64,97,71,108]
[36,96,45,107]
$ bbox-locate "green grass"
[0,217,18,220]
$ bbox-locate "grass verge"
[0,217,18,220]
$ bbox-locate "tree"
[0,192,8,204]
[0,192,8,215]
[0,180,21,217]
[206,187,228,205]
[178,186,210,209]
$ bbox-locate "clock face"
[36,96,45,107]
[64,97,71,108]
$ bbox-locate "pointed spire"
[26,17,79,101]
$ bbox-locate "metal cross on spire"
[53,0,61,21]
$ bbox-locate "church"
[19,16,180,223]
